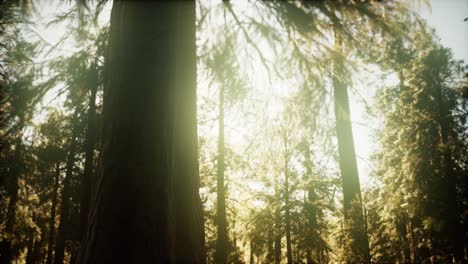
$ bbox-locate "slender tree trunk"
[409,218,420,263]
[249,240,254,264]
[274,174,282,264]
[215,82,228,264]
[31,232,43,264]
[396,217,412,264]
[284,137,293,264]
[407,220,416,263]
[332,31,370,263]
[25,212,37,264]
[78,2,204,263]
[306,187,318,264]
[46,162,60,264]
[403,222,411,264]
[80,64,98,241]
[267,225,274,262]
[54,118,79,264]
[304,147,318,264]
[25,236,36,264]
[0,133,22,264]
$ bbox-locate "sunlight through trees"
[0,0,466,263]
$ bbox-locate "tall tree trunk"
[409,218,420,263]
[79,2,204,263]
[80,64,98,241]
[46,162,60,264]
[25,211,38,264]
[274,174,282,264]
[0,132,22,264]
[396,217,412,264]
[54,118,79,264]
[215,82,228,264]
[25,214,34,264]
[304,147,318,264]
[249,240,254,264]
[332,31,370,263]
[267,225,274,262]
[306,187,318,264]
[283,135,293,264]
[30,232,43,264]
[25,236,35,264]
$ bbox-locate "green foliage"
[369,25,467,263]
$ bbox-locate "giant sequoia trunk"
[332,34,370,263]
[55,122,79,264]
[215,83,228,263]
[79,1,204,263]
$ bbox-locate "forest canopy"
[0,0,467,263]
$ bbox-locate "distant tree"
[372,30,467,263]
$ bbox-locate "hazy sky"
[422,0,468,62]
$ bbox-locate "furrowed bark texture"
[79,1,204,263]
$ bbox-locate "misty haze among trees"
[0,0,467,263]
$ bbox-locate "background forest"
[0,0,467,263]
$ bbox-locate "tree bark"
[283,134,293,264]
[249,240,254,264]
[54,118,79,264]
[25,235,35,264]
[274,173,282,264]
[25,212,39,264]
[215,80,228,264]
[80,64,98,241]
[46,162,60,264]
[332,31,370,264]
[267,225,274,262]
[304,147,318,264]
[306,187,318,264]
[78,2,204,263]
